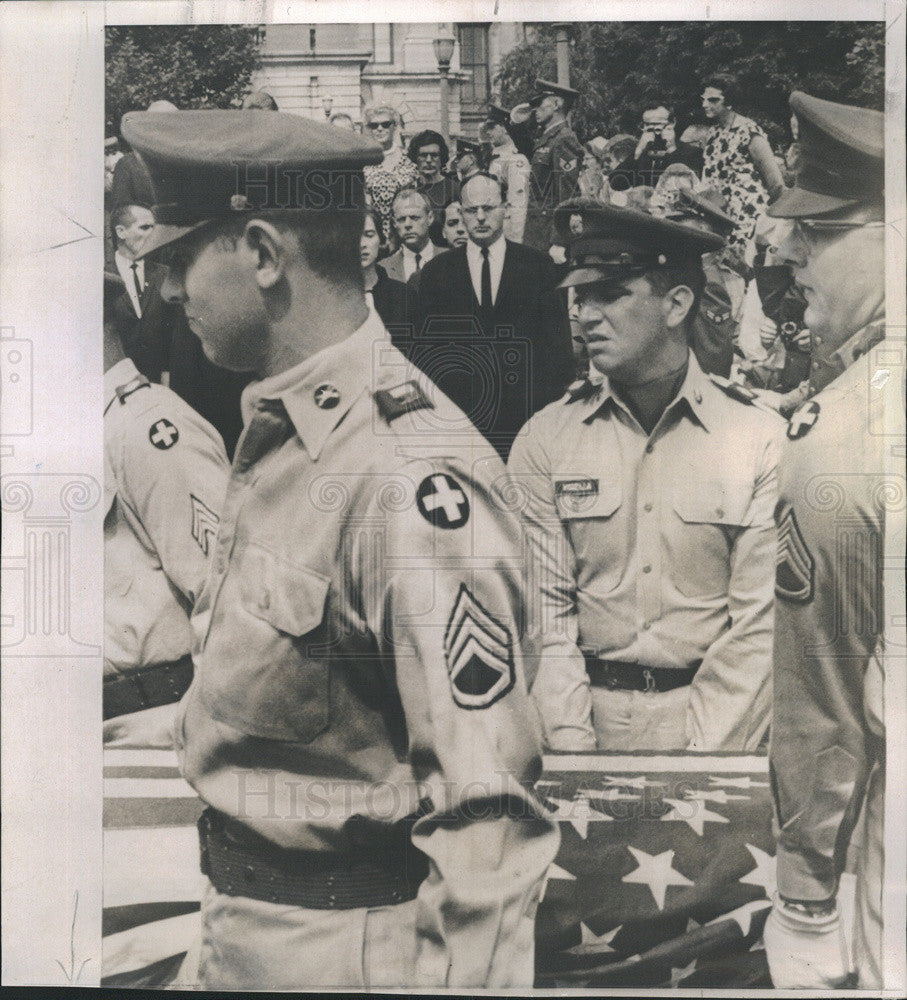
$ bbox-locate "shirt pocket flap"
[554,477,621,520]
[240,545,330,637]
[673,477,751,526]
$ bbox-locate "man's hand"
[763,894,850,989]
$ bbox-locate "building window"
[457,23,490,106]
[372,24,393,64]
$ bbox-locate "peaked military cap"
[483,104,512,127]
[554,198,724,289]
[769,91,884,218]
[662,187,736,237]
[453,137,483,159]
[121,110,383,257]
[529,79,579,110]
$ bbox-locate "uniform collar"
[581,351,715,430]
[829,320,885,374]
[540,118,569,142]
[104,357,142,413]
[242,307,388,461]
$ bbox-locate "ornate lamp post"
[432,35,456,142]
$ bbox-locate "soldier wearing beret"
[520,80,584,251]
[507,198,784,753]
[122,108,558,989]
[102,271,230,747]
[762,92,899,991]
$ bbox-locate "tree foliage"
[496,22,885,148]
[106,26,264,136]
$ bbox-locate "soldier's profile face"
[575,276,670,381]
[777,210,885,352]
[159,227,265,373]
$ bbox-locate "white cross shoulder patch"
[443,584,516,709]
[190,493,220,556]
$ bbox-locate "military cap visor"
[768,91,884,218]
[483,104,511,127]
[121,110,384,257]
[529,79,579,110]
[554,199,723,289]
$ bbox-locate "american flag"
[102,749,780,988]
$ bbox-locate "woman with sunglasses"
[362,104,419,249]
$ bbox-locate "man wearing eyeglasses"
[762,92,897,992]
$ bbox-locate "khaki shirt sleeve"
[505,154,531,242]
[686,422,781,750]
[117,396,230,605]
[508,429,597,752]
[358,455,560,987]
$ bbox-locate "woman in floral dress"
[700,75,784,259]
[362,104,419,248]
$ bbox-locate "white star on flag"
[622,846,693,910]
[660,797,729,836]
[583,787,641,804]
[706,898,772,936]
[708,775,769,790]
[602,774,662,789]
[539,861,576,902]
[545,794,611,838]
[739,843,777,898]
[670,958,698,986]
[578,922,621,950]
[685,788,749,805]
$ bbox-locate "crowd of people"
[100,73,894,992]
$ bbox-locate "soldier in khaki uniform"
[762,92,897,992]
[508,200,784,753]
[124,108,558,989]
[482,104,532,243]
[103,271,229,747]
[518,80,584,252]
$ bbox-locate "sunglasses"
[366,120,394,130]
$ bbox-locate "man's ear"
[241,220,289,290]
[664,284,696,330]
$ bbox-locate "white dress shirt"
[466,234,506,307]
[401,241,435,281]
[115,251,145,318]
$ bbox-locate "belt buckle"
[643,668,656,694]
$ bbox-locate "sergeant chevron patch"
[444,584,516,709]
[775,505,814,603]
[190,493,219,555]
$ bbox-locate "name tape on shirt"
[555,478,599,497]
[443,584,516,709]
[190,493,220,556]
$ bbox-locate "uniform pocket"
[204,543,332,743]
[554,477,623,593]
[671,474,751,599]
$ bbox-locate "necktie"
[480,246,492,325]
[414,252,422,273]
[130,262,143,307]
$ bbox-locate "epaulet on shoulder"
[115,373,151,405]
[564,378,599,404]
[707,373,758,406]
[373,380,435,423]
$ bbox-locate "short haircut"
[441,199,462,225]
[644,260,706,331]
[643,101,673,120]
[243,90,278,111]
[330,112,354,125]
[407,130,449,166]
[209,181,366,292]
[391,186,433,216]
[608,136,637,162]
[701,74,739,108]
[111,202,151,245]
[460,171,508,203]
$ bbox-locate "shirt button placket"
[638,436,660,633]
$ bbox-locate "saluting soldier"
[507,199,784,753]
[103,271,230,747]
[762,92,898,991]
[517,80,584,252]
[122,108,558,989]
[482,104,532,243]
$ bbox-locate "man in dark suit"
[408,172,574,459]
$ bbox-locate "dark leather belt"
[198,808,430,910]
[103,654,194,720]
[584,656,701,693]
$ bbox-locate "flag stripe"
[104,796,204,829]
[543,754,768,772]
